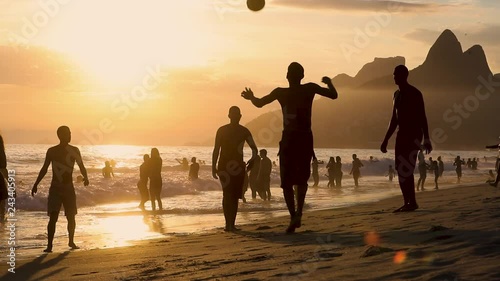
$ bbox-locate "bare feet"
[43,247,52,253]
[69,243,80,250]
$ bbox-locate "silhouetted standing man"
[31,126,89,252]
[212,106,258,232]
[242,62,338,233]
[381,65,432,212]
[258,149,272,201]
[486,140,499,187]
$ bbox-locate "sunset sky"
[1,0,499,145]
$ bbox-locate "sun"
[37,0,216,85]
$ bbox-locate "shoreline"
[2,183,499,280]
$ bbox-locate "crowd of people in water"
[1,63,498,252]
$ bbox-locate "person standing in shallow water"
[189,157,200,180]
[212,106,258,232]
[258,149,272,201]
[438,156,444,177]
[334,156,343,187]
[485,140,499,187]
[349,154,363,187]
[31,126,90,252]
[138,154,150,210]
[380,65,432,213]
[311,153,320,187]
[326,157,335,188]
[453,156,465,183]
[149,148,163,211]
[242,62,338,233]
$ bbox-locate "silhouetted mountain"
[333,56,405,88]
[246,29,500,150]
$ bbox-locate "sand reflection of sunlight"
[98,216,163,247]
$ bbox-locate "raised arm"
[381,101,398,153]
[75,148,89,186]
[212,130,221,179]
[32,150,52,196]
[241,87,279,108]
[312,77,338,99]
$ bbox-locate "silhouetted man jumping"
[242,62,338,233]
[381,65,432,212]
[212,106,258,232]
[31,126,89,252]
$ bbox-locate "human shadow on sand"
[0,251,70,281]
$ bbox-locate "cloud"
[272,0,449,12]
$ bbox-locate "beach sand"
[2,184,499,281]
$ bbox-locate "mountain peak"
[423,29,463,67]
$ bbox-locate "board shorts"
[217,161,246,200]
[395,131,422,178]
[279,131,313,189]
[418,164,427,178]
[48,183,77,216]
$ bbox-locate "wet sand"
[2,183,499,281]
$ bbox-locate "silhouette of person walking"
[212,106,258,232]
[31,126,90,252]
[311,153,320,187]
[350,154,363,187]
[416,148,429,191]
[242,62,338,233]
[138,154,150,210]
[453,156,465,183]
[438,156,444,177]
[380,65,432,212]
[258,149,272,200]
[326,157,336,188]
[387,165,396,182]
[334,156,343,187]
[189,157,200,180]
[149,148,163,211]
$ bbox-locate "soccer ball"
[247,0,265,12]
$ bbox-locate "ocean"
[1,144,497,258]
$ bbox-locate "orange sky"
[1,0,499,145]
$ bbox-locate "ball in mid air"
[247,0,265,12]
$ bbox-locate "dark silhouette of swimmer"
[437,156,444,177]
[380,65,432,212]
[102,161,114,178]
[31,126,89,252]
[349,154,363,187]
[334,156,343,187]
[326,157,335,188]
[416,149,429,191]
[453,156,465,183]
[149,148,163,211]
[486,141,500,187]
[242,62,338,233]
[189,157,200,180]
[176,157,189,170]
[311,153,320,187]
[212,106,258,232]
[258,149,272,201]
[138,154,150,210]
